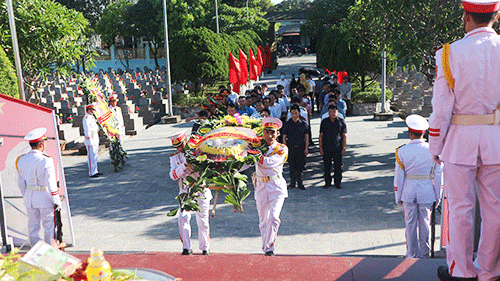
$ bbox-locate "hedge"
[0,47,19,99]
[170,27,261,95]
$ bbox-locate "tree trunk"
[360,75,366,91]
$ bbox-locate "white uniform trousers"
[256,197,285,252]
[444,162,500,281]
[178,196,210,251]
[402,202,432,258]
[27,206,55,246]
[86,144,99,176]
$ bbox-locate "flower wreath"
[167,114,268,217]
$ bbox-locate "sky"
[271,0,282,4]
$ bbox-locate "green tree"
[317,27,396,91]
[301,0,355,46]
[126,0,163,68]
[221,0,272,11]
[0,47,19,99]
[55,0,112,28]
[346,0,463,83]
[269,0,312,11]
[0,0,92,101]
[170,27,260,95]
[95,0,133,46]
[214,4,269,40]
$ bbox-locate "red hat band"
[263,122,280,130]
[463,1,500,13]
[409,128,426,134]
[29,135,47,143]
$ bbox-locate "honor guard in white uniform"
[394,115,443,258]
[16,128,62,245]
[109,94,125,142]
[254,117,288,256]
[168,130,212,256]
[430,1,500,280]
[83,104,101,178]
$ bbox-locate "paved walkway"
[62,55,444,262]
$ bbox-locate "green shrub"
[172,93,206,107]
[0,47,19,98]
[352,88,392,103]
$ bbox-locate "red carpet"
[70,252,445,281]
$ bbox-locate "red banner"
[238,49,248,88]
[264,45,272,69]
[228,53,241,93]
[249,48,259,81]
[0,93,74,247]
[257,47,264,74]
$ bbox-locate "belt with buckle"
[256,174,281,183]
[26,185,47,191]
[451,108,500,126]
[405,174,434,180]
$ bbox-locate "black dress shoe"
[181,249,193,255]
[323,184,330,189]
[437,265,477,281]
[287,185,296,190]
[264,251,275,256]
[298,185,306,190]
[335,185,342,189]
[96,172,103,176]
[90,174,99,178]
[202,250,210,256]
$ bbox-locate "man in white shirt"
[339,77,352,116]
[276,72,290,97]
[227,83,239,104]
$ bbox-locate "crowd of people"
[186,70,352,191]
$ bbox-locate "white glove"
[53,196,62,211]
[432,155,443,165]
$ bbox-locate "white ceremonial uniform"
[254,141,288,253]
[83,113,99,176]
[110,105,125,142]
[17,150,62,245]
[394,139,443,258]
[429,27,500,280]
[169,151,212,251]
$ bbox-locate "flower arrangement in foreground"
[167,114,266,217]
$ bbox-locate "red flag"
[338,71,348,84]
[238,49,248,87]
[256,47,264,74]
[228,53,241,92]
[264,45,272,69]
[249,48,259,81]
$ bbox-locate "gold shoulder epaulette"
[15,154,25,173]
[170,152,179,157]
[395,145,405,170]
[42,153,51,158]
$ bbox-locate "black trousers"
[288,144,305,187]
[322,149,342,187]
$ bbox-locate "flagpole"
[162,0,173,117]
[6,0,25,100]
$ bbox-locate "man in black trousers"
[319,104,347,189]
[282,105,309,190]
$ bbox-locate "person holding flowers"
[168,130,212,256]
[254,117,288,256]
